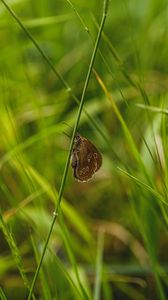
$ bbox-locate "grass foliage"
[0,0,168,299]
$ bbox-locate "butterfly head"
[74,133,82,148]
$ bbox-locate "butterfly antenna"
[62,131,71,139]
[62,122,79,137]
[62,122,73,130]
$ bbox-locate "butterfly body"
[71,134,102,182]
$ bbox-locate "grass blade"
[27,1,109,298]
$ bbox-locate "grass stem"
[27,0,109,298]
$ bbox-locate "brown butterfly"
[71,133,102,182]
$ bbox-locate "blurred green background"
[0,0,168,299]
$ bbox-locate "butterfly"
[71,133,102,182]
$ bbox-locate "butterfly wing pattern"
[71,134,102,182]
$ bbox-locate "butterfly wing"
[74,137,102,182]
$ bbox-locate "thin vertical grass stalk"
[28,0,109,298]
[93,230,104,300]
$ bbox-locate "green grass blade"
[93,230,104,300]
[27,1,109,297]
[0,288,7,300]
